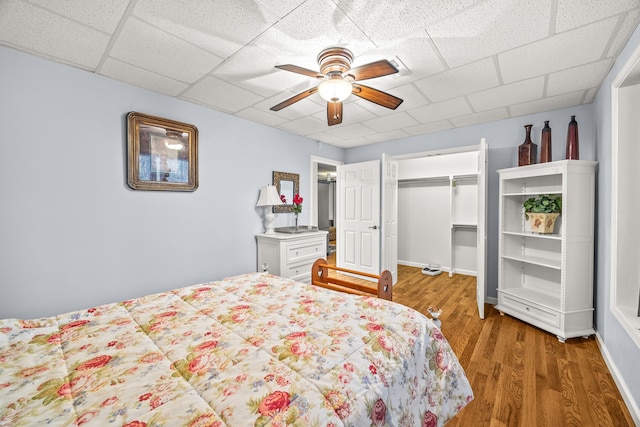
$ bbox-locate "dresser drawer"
[500,294,560,328]
[284,260,315,283]
[285,238,325,264]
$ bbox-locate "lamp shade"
[318,79,352,102]
[256,185,283,207]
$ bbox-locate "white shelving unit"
[496,160,596,342]
[449,174,478,277]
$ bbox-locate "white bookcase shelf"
[496,160,596,342]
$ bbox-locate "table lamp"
[256,185,283,234]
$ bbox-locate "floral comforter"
[0,272,472,426]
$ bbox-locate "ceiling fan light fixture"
[318,78,352,103]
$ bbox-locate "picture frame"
[272,171,299,213]
[127,112,198,191]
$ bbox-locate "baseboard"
[595,332,640,425]
[486,296,497,305]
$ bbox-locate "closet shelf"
[399,173,477,185]
[502,190,562,197]
[452,223,477,229]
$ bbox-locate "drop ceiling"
[1,0,639,148]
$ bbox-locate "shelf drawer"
[285,238,325,264]
[499,293,560,328]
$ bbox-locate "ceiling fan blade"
[327,102,343,126]
[352,84,403,109]
[349,60,399,81]
[270,87,318,111]
[275,64,324,79]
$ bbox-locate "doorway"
[310,156,342,263]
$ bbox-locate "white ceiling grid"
[0,0,639,148]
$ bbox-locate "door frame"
[393,142,487,319]
[309,156,343,228]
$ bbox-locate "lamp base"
[264,211,275,234]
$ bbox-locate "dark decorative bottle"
[540,121,552,163]
[518,124,537,166]
[566,115,579,160]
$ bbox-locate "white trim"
[309,156,342,227]
[595,332,640,425]
[609,42,640,350]
[392,144,481,161]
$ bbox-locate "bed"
[0,265,473,426]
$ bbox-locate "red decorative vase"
[540,121,552,163]
[566,115,579,160]
[518,124,537,166]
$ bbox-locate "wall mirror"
[273,171,299,213]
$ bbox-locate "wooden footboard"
[311,258,393,300]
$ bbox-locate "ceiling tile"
[363,112,420,132]
[312,102,378,125]
[607,9,640,57]
[278,115,328,135]
[499,17,619,83]
[181,76,264,113]
[449,108,510,127]
[404,120,455,136]
[29,0,131,34]
[584,87,598,103]
[334,0,477,46]
[367,129,411,143]
[547,60,613,96]
[235,106,290,127]
[306,131,346,145]
[0,1,109,69]
[333,137,374,148]
[555,0,640,33]
[468,77,544,111]
[408,97,473,124]
[384,32,447,80]
[133,0,279,59]
[110,17,223,83]
[258,92,325,121]
[429,0,552,68]
[415,58,499,102]
[509,91,585,117]
[389,84,431,109]
[99,58,189,96]
[213,46,291,98]
[253,0,375,66]
[325,123,377,139]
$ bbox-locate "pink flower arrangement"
[280,193,303,214]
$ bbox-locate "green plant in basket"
[523,194,562,219]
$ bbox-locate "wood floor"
[326,254,635,426]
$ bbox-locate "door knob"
[369,225,379,230]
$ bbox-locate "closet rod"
[398,176,450,184]
[399,173,478,185]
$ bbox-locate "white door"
[476,139,488,319]
[381,154,398,283]
[337,160,380,276]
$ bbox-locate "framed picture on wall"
[127,112,198,191]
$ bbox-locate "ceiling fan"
[270,47,403,126]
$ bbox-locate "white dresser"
[256,231,328,283]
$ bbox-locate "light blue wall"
[593,21,640,417]
[345,104,596,300]
[0,46,343,319]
